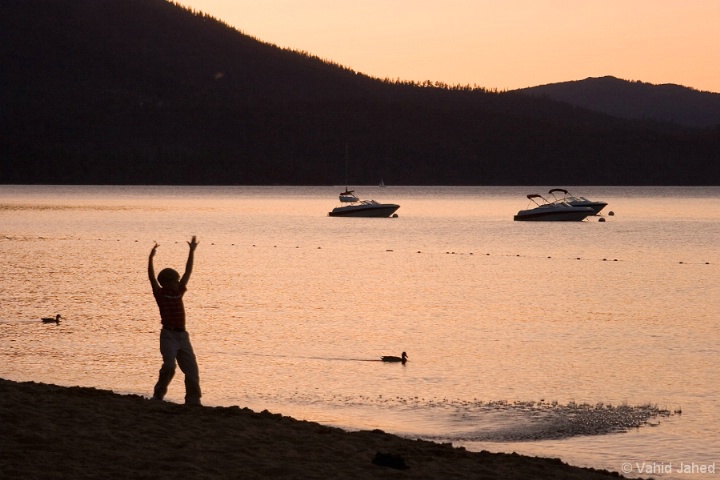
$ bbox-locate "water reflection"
[0,185,718,479]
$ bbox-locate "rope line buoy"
[20,237,715,266]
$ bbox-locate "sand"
[0,378,639,479]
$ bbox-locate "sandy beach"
[0,378,641,479]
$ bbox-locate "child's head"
[157,268,180,288]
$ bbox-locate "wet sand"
[0,378,640,479]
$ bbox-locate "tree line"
[1,0,718,185]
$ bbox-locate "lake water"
[1,185,718,479]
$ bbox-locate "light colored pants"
[153,328,202,405]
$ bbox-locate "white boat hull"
[567,200,608,215]
[329,202,400,217]
[514,206,594,221]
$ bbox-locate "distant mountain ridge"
[516,76,720,128]
[1,0,718,185]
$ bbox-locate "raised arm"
[180,236,199,287]
[148,242,160,291]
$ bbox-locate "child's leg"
[153,329,179,400]
[176,333,201,405]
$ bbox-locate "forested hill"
[1,0,718,185]
[517,76,720,129]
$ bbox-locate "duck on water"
[381,352,408,364]
[42,314,61,324]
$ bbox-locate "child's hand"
[150,242,159,256]
[188,236,199,250]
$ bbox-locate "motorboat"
[548,188,607,215]
[514,194,594,222]
[330,145,399,217]
[329,195,400,217]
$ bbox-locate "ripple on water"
[244,391,679,442]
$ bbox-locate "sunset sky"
[177,0,720,93]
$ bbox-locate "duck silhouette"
[41,314,61,324]
[381,352,408,364]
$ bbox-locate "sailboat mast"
[344,143,349,191]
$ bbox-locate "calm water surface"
[1,185,718,479]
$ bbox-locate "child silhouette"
[148,236,201,406]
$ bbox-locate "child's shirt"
[153,285,187,329]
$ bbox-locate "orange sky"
[177,0,720,93]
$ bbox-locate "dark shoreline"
[0,378,645,479]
